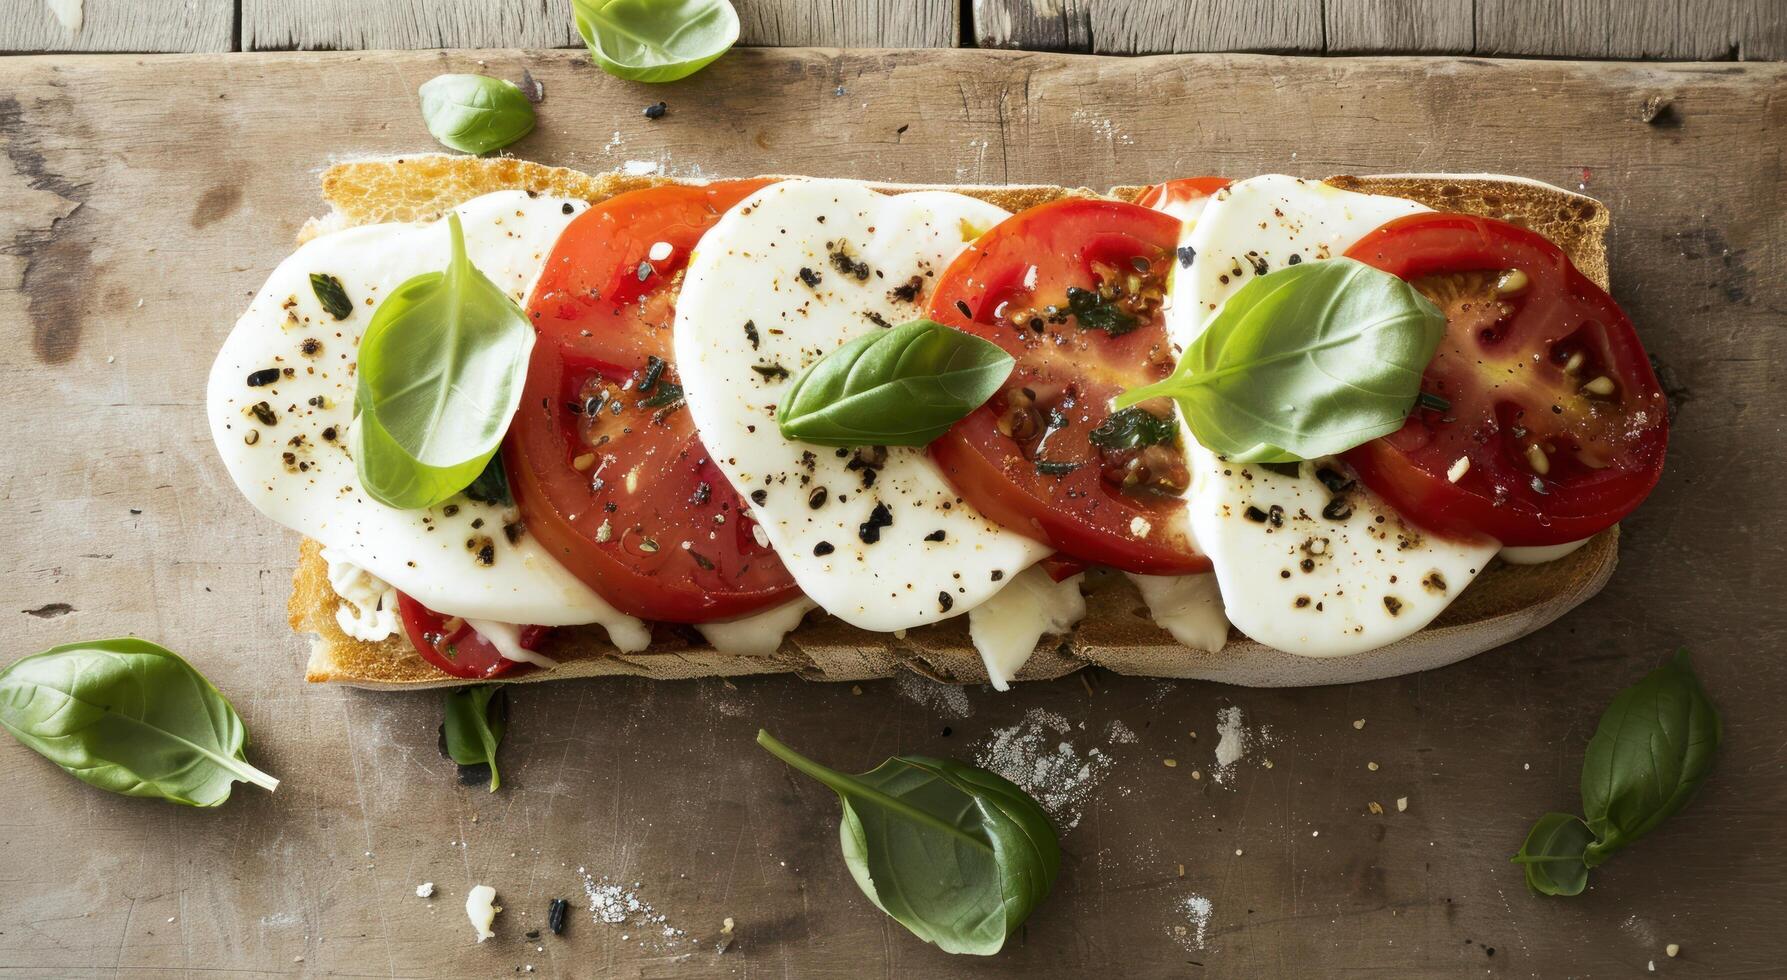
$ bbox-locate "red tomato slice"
[1132,177,1230,213]
[396,591,540,680]
[1342,212,1668,546]
[928,198,1210,575]
[506,181,799,622]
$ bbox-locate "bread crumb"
[1176,863,1185,876]
[1396,796,1408,812]
[1666,943,1680,957]
[1234,848,1244,856]
[851,685,862,695]
[416,882,435,898]
[1368,801,1384,815]
[1367,761,1379,771]
[1261,758,1273,769]
[1163,758,1177,768]
[1352,719,1366,730]
[1190,770,1202,780]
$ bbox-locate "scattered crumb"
[1211,706,1275,786]
[1168,894,1214,951]
[1163,758,1177,768]
[1367,762,1379,771]
[466,885,499,942]
[1666,943,1680,957]
[895,671,972,718]
[416,882,434,898]
[850,685,862,695]
[1234,848,1243,856]
[1396,797,1409,812]
[1352,719,1366,730]
[1176,864,1185,877]
[1105,719,1139,744]
[1368,801,1384,815]
[1190,770,1202,780]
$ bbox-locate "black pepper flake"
[249,401,277,426]
[643,101,668,119]
[990,569,1005,581]
[750,489,768,505]
[743,319,760,350]
[807,486,827,509]
[937,592,954,612]
[1287,254,1303,266]
[1244,505,1270,523]
[321,426,337,442]
[690,550,715,571]
[1267,504,1284,528]
[562,202,575,215]
[829,247,870,281]
[924,529,946,542]
[752,363,790,380]
[858,502,893,544]
[1035,459,1079,476]
[813,541,835,556]
[690,481,712,506]
[797,266,822,288]
[892,275,924,303]
[503,521,524,545]
[247,368,280,387]
[1384,596,1403,616]
[1246,252,1269,276]
[1177,245,1196,268]
[1322,498,1354,521]
[548,898,569,935]
[1314,467,1354,495]
[954,299,973,318]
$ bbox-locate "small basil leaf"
[0,638,278,806]
[1511,812,1593,896]
[463,453,512,507]
[309,272,354,320]
[757,730,1059,956]
[572,0,739,84]
[1117,257,1445,463]
[777,318,1014,448]
[442,686,508,792]
[1088,406,1178,451]
[353,212,535,510]
[1581,649,1720,866]
[418,74,536,155]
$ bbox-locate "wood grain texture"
[1,48,1784,978]
[0,0,232,53]
[1325,0,1474,54]
[975,0,1324,54]
[1476,0,1786,60]
[240,0,957,51]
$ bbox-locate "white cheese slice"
[1499,538,1592,565]
[1124,571,1229,653]
[967,568,1087,690]
[696,597,818,656]
[672,178,1050,632]
[465,619,564,670]
[206,192,647,649]
[1163,175,1499,657]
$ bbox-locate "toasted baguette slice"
[288,156,1618,689]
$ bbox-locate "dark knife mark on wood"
[0,96,95,364]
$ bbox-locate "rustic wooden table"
[2,9,1785,980]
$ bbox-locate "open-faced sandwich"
[206,157,1668,689]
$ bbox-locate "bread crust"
[286,156,1621,688]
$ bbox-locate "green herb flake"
[1088,406,1178,452]
[309,273,354,320]
[1065,285,1139,337]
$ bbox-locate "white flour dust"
[1169,894,1214,950]
[895,672,973,719]
[578,869,689,949]
[1105,719,1139,744]
[974,709,1112,831]
[1211,706,1276,786]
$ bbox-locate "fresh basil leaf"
[757,729,1058,956]
[1581,649,1720,866]
[1088,406,1178,451]
[418,74,536,155]
[1511,812,1593,896]
[310,272,354,320]
[572,0,739,83]
[463,453,512,507]
[777,318,1014,448]
[442,686,508,792]
[352,212,535,510]
[1116,257,1445,463]
[0,638,278,807]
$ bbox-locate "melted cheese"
[967,568,1087,690]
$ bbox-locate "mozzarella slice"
[321,548,400,642]
[1124,572,1229,653]
[207,192,646,647]
[673,178,1050,632]
[696,597,818,656]
[1500,539,1592,565]
[1161,175,1498,657]
[967,568,1087,690]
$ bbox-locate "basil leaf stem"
[756,729,1059,956]
[418,74,536,155]
[1116,258,1445,462]
[776,318,1014,448]
[0,639,277,806]
[352,211,536,510]
[572,0,739,83]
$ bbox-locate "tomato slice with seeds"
[396,591,540,680]
[505,181,799,622]
[928,198,1210,575]
[1341,212,1668,546]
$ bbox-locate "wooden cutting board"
[1,48,1783,978]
